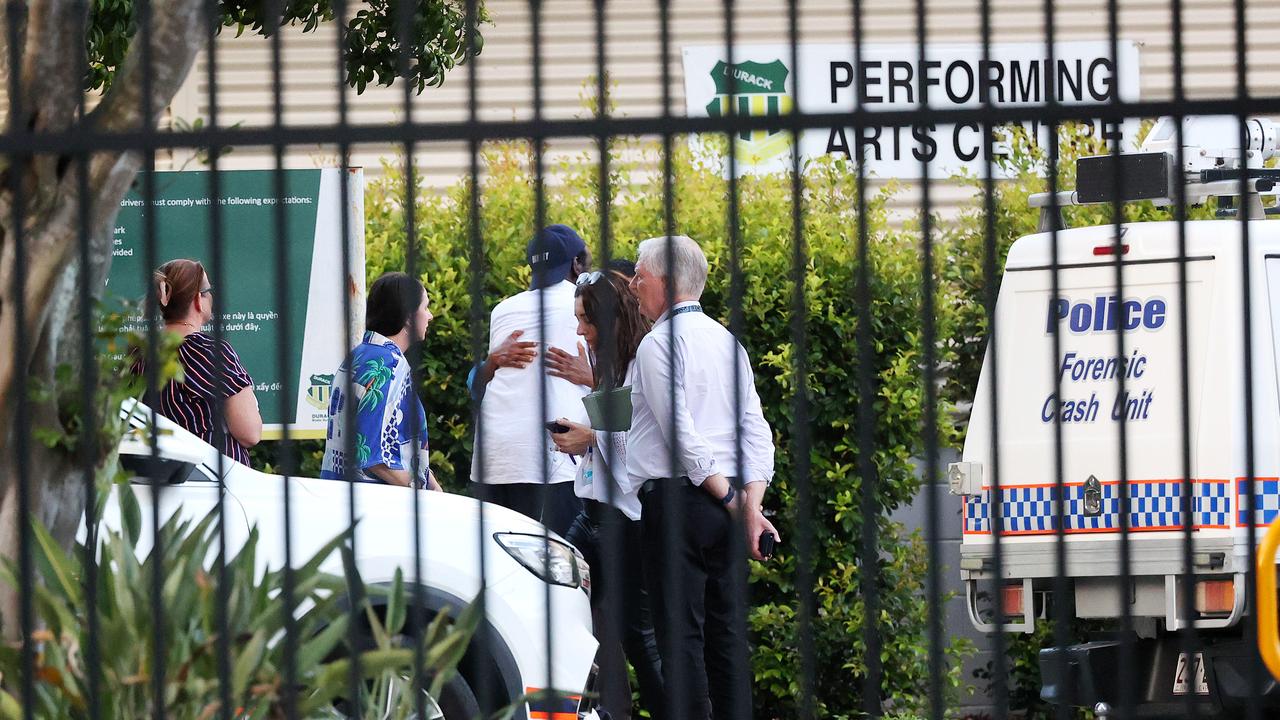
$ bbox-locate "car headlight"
[494,532,588,589]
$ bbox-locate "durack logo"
[306,372,334,411]
[705,59,794,164]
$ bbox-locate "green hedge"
[364,137,972,717]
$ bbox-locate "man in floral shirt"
[321,272,441,490]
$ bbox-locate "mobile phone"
[758,531,777,558]
[545,421,570,434]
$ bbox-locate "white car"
[106,404,600,719]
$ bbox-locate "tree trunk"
[0,0,208,641]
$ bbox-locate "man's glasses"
[200,286,214,296]
[576,271,604,287]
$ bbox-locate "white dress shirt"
[625,301,775,495]
[573,364,643,520]
[472,281,591,485]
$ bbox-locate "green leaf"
[298,648,415,715]
[385,568,406,637]
[31,521,81,605]
[118,482,142,547]
[232,630,267,703]
[0,688,21,720]
[295,615,349,674]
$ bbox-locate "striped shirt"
[136,332,255,465]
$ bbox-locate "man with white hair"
[626,234,778,720]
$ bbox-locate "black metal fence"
[2,0,1280,718]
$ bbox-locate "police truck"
[950,115,1280,717]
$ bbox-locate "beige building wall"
[168,0,1279,211]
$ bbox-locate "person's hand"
[426,469,443,492]
[739,504,780,561]
[490,330,538,370]
[550,418,593,456]
[546,342,594,387]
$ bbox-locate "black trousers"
[470,481,582,538]
[640,481,750,720]
[565,501,665,720]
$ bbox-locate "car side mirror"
[119,454,201,485]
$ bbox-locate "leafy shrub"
[363,137,971,717]
[0,484,477,719]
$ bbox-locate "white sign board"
[681,41,1142,178]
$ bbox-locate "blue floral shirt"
[320,332,430,485]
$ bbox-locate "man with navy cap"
[470,224,594,536]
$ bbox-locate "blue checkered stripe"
[964,481,1232,534]
[1195,481,1230,528]
[964,493,990,533]
[1237,479,1280,526]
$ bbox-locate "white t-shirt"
[472,281,591,485]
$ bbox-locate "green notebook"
[583,385,633,432]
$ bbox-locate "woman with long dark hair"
[550,269,664,720]
[320,272,440,490]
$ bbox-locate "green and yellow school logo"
[306,373,334,412]
[705,59,794,164]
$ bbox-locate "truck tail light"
[1001,583,1025,618]
[1093,243,1130,256]
[1195,579,1235,615]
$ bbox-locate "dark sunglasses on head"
[575,271,604,287]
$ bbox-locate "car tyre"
[434,672,481,719]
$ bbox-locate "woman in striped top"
[138,259,262,465]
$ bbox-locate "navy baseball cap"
[527,224,587,289]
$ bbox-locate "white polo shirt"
[625,301,775,494]
[472,280,591,485]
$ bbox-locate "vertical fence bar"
[69,0,102,716]
[389,0,429,714]
[588,4,634,717]
[1103,0,1137,715]
[329,0,367,711]
[975,1,1008,715]
[267,6,300,714]
[4,2,35,717]
[655,1,687,718]
[463,0,497,713]
[526,0,562,713]
[850,0,881,713]
[785,1,816,719]
[1041,1,1071,718]
[919,0,943,717]
[199,6,236,715]
[132,0,169,715]
[1233,0,1261,716]
[720,1,755,718]
[1169,0,1203,716]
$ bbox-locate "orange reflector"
[1195,579,1235,615]
[1001,584,1025,618]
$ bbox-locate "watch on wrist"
[720,483,737,506]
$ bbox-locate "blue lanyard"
[669,303,703,318]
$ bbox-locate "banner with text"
[107,168,365,439]
[681,41,1141,178]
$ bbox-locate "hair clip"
[157,279,171,308]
